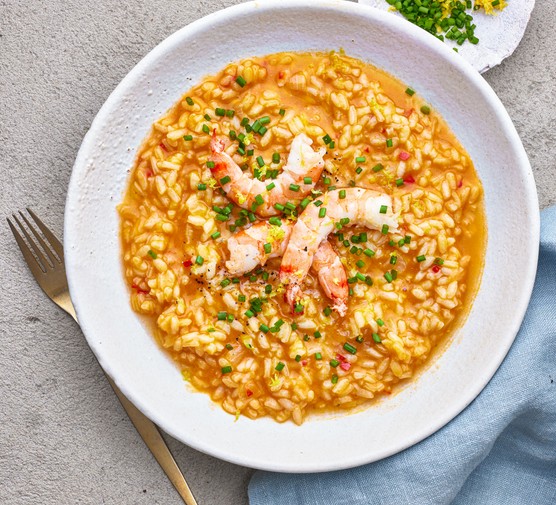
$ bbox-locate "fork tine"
[26,208,64,260]
[7,216,47,275]
[11,214,53,269]
[19,211,60,265]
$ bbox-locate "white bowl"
[65,0,539,472]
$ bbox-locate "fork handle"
[107,376,198,505]
[64,304,197,505]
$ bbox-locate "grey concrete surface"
[0,1,554,504]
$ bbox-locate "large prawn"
[226,221,348,315]
[209,133,326,217]
[279,188,399,310]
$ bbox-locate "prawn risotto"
[119,51,486,425]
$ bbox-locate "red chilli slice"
[404,174,416,184]
[340,362,351,371]
[398,151,410,161]
[183,259,193,268]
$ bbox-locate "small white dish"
[359,0,536,73]
[65,0,539,472]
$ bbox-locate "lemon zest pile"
[474,0,508,15]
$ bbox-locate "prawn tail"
[210,130,226,154]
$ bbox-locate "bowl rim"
[65,0,540,472]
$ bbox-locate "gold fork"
[7,209,198,505]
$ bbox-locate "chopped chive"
[372,163,384,172]
[202,124,210,134]
[291,322,298,330]
[377,318,385,327]
[355,156,366,163]
[217,311,227,320]
[183,134,193,141]
[226,343,234,350]
[339,189,346,199]
[329,141,335,149]
[404,235,412,244]
[221,366,232,374]
[314,331,322,339]
[206,161,215,169]
[246,149,254,157]
[303,177,312,184]
[365,275,373,286]
[313,200,323,207]
[269,217,282,226]
[323,177,331,185]
[245,309,254,318]
[185,97,194,106]
[275,362,285,372]
[356,260,365,268]
[289,183,300,192]
[294,303,304,313]
[254,194,264,206]
[319,207,327,218]
[228,130,237,141]
[248,212,256,223]
[391,269,398,280]
[331,374,339,384]
[236,76,247,87]
[295,354,302,362]
[232,277,240,284]
[204,113,211,121]
[381,224,389,235]
[356,272,366,282]
[259,126,268,136]
[390,255,398,265]
[348,276,357,284]
[421,105,431,115]
[315,352,323,361]
[395,178,405,187]
[227,314,234,322]
[417,255,427,262]
[340,217,350,225]
[251,119,261,133]
[379,205,388,214]
[279,108,286,116]
[220,279,231,288]
[355,167,363,175]
[330,359,340,368]
[266,182,276,191]
[240,117,249,127]
[256,156,265,167]
[405,87,416,96]
[195,255,204,265]
[197,183,207,190]
[304,335,310,341]
[265,284,272,294]
[238,294,246,302]
[220,176,231,185]
[272,152,280,164]
[211,231,221,239]
[372,333,382,343]
[343,342,357,354]
[263,243,272,254]
[434,257,445,265]
[386,138,393,148]
[259,323,270,333]
[216,214,229,222]
[322,134,332,144]
[356,335,364,343]
[274,203,285,211]
[384,272,393,283]
[226,109,235,118]
[285,202,296,211]
[147,249,157,259]
[323,306,332,317]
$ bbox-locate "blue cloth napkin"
[249,206,556,505]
